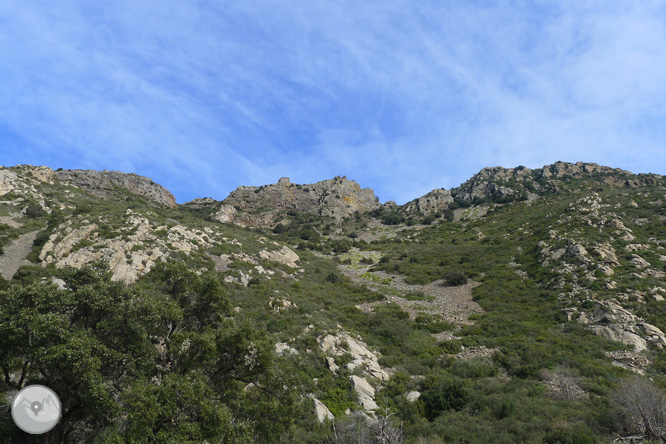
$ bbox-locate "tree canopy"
[0,261,297,443]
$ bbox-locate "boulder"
[259,246,300,268]
[213,205,238,224]
[590,325,647,352]
[319,332,389,381]
[640,323,666,348]
[325,357,339,373]
[566,242,588,261]
[275,342,299,355]
[630,255,650,268]
[406,391,421,403]
[350,375,378,411]
[594,243,620,266]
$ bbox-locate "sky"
[2,1,666,204]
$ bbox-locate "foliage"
[442,270,467,286]
[0,262,297,442]
[24,202,46,219]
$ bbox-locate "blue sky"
[2,1,666,204]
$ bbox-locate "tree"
[324,408,403,444]
[614,376,666,442]
[0,261,298,443]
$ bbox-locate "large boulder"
[590,325,647,352]
[350,375,378,411]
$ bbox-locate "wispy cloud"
[1,1,665,203]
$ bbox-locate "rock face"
[258,246,300,268]
[219,176,380,227]
[402,189,453,215]
[0,169,20,196]
[404,162,663,215]
[0,165,54,197]
[350,375,378,411]
[318,330,389,415]
[55,169,176,207]
[311,397,334,423]
[38,210,213,282]
[319,331,389,381]
[591,325,647,352]
[584,301,666,352]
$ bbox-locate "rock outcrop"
[311,396,334,423]
[319,331,389,381]
[55,169,176,207]
[401,189,453,215]
[38,210,213,282]
[350,375,378,411]
[218,176,380,227]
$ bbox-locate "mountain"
[1,162,666,443]
[184,175,381,228]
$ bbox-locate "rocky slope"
[401,161,664,216]
[54,169,177,206]
[3,161,666,442]
[190,176,381,228]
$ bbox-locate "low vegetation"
[1,164,666,442]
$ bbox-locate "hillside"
[1,162,666,443]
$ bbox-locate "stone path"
[0,231,39,280]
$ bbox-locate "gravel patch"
[339,255,484,326]
[0,230,39,280]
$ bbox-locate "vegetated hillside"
[1,162,666,443]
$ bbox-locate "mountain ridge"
[3,161,663,215]
[2,160,666,441]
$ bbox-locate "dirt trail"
[0,231,39,280]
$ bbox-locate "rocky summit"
[186,175,381,228]
[2,161,666,443]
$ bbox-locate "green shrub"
[381,212,403,225]
[439,340,462,354]
[421,380,468,421]
[421,215,436,225]
[326,272,341,284]
[25,203,46,218]
[443,270,467,286]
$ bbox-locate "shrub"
[439,340,462,354]
[421,380,468,421]
[443,270,467,286]
[25,203,46,219]
[614,376,666,441]
[326,272,341,284]
[421,215,436,225]
[381,212,403,225]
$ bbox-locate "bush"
[421,215,436,225]
[421,380,468,421]
[443,270,467,286]
[25,202,46,218]
[381,212,403,225]
[543,428,595,444]
[439,340,462,354]
[326,272,341,284]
